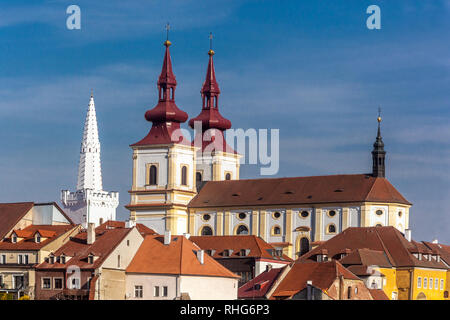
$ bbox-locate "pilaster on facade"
[216,211,224,236]
[251,210,259,236]
[314,208,322,242]
[342,207,349,231]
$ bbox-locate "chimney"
[164,230,171,245]
[405,229,412,242]
[183,233,191,240]
[266,264,273,272]
[125,220,136,228]
[87,223,95,245]
[197,250,204,264]
[306,280,312,300]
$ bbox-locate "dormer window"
[49,255,55,264]
[12,235,17,243]
[88,254,94,264]
[61,255,66,264]
[223,249,231,257]
[36,234,41,243]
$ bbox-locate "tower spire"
[131,28,189,147]
[77,93,103,190]
[189,34,234,153]
[372,108,386,178]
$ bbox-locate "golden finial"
[377,107,382,123]
[164,22,171,47]
[208,32,215,56]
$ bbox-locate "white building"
[61,93,119,226]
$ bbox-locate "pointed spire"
[132,29,189,147]
[372,108,386,178]
[189,35,234,153]
[77,92,103,190]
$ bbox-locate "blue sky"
[0,0,449,242]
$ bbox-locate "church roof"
[0,202,34,239]
[188,174,411,208]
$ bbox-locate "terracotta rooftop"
[339,248,392,268]
[36,226,132,270]
[369,289,389,300]
[270,260,360,299]
[0,224,77,251]
[0,202,34,239]
[126,235,239,279]
[422,241,450,267]
[300,227,448,269]
[97,220,157,236]
[238,266,286,299]
[188,174,411,208]
[189,235,293,262]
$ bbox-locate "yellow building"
[299,226,449,300]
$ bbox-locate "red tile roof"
[300,227,447,269]
[189,235,292,262]
[97,220,157,236]
[369,289,389,300]
[0,224,77,251]
[422,241,450,266]
[339,248,392,268]
[238,267,286,299]
[0,202,34,239]
[188,174,411,208]
[270,260,360,299]
[126,235,239,279]
[36,226,132,270]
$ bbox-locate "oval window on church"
[376,210,383,216]
[202,214,211,221]
[300,211,309,218]
[328,210,336,217]
[273,211,281,219]
[398,211,403,217]
[238,212,247,220]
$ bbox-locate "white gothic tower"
[61,93,119,226]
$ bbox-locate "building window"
[162,286,168,297]
[71,278,80,289]
[225,173,231,180]
[181,166,188,186]
[441,279,444,290]
[398,211,403,217]
[236,225,249,235]
[0,255,5,264]
[300,210,309,218]
[61,255,66,264]
[376,210,383,216]
[127,240,130,246]
[54,278,63,289]
[18,255,23,264]
[88,255,94,264]
[238,212,247,220]
[36,234,41,243]
[149,165,157,185]
[347,286,352,299]
[375,224,383,227]
[0,275,3,287]
[273,211,281,219]
[12,235,17,243]
[202,214,211,222]
[430,278,433,289]
[135,285,143,298]
[154,286,160,297]
[327,224,336,234]
[272,226,281,235]
[424,277,428,289]
[200,226,213,236]
[196,172,202,185]
[42,278,51,290]
[435,278,439,290]
[299,237,310,257]
[328,210,336,217]
[417,277,422,288]
[117,255,121,268]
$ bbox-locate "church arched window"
[236,225,249,235]
[225,173,231,180]
[149,165,157,185]
[181,166,188,186]
[196,172,202,185]
[327,224,336,234]
[201,226,213,236]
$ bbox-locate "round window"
[273,212,281,219]
[238,212,247,220]
[203,214,211,221]
[376,210,383,216]
[328,210,336,217]
[300,211,309,218]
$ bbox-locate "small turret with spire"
[372,108,386,178]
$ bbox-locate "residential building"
[189,235,292,286]
[0,202,77,299]
[299,226,449,300]
[35,222,144,300]
[125,232,239,300]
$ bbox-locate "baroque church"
[124,37,412,259]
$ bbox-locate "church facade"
[126,38,412,259]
